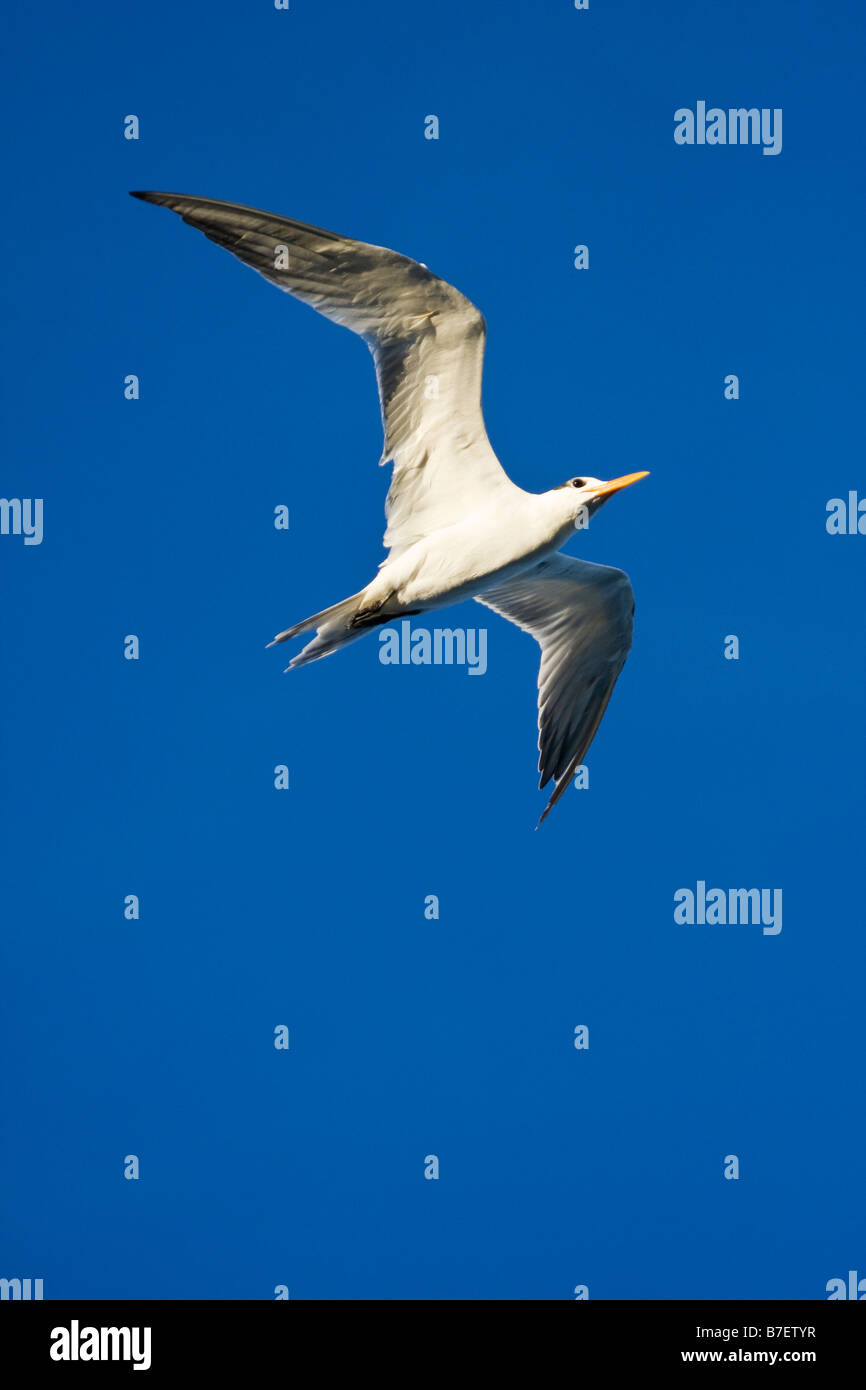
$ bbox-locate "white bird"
[132,192,648,822]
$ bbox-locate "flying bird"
[132,191,648,822]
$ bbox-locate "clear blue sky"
[2,0,864,1299]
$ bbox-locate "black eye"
[572,477,586,488]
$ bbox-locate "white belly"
[373,496,573,612]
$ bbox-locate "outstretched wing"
[476,553,635,823]
[132,192,519,556]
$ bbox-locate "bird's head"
[557,471,649,524]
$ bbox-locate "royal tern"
[132,191,648,821]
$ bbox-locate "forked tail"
[267,588,389,668]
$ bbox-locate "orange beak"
[593,471,650,498]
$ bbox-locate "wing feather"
[476,554,635,823]
[132,191,518,555]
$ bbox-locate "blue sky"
[1,0,864,1298]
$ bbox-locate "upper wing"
[132,192,518,556]
[476,553,635,823]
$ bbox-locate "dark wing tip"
[129,190,182,207]
[537,776,569,826]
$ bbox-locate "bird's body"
[363,487,580,616]
[133,190,648,821]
